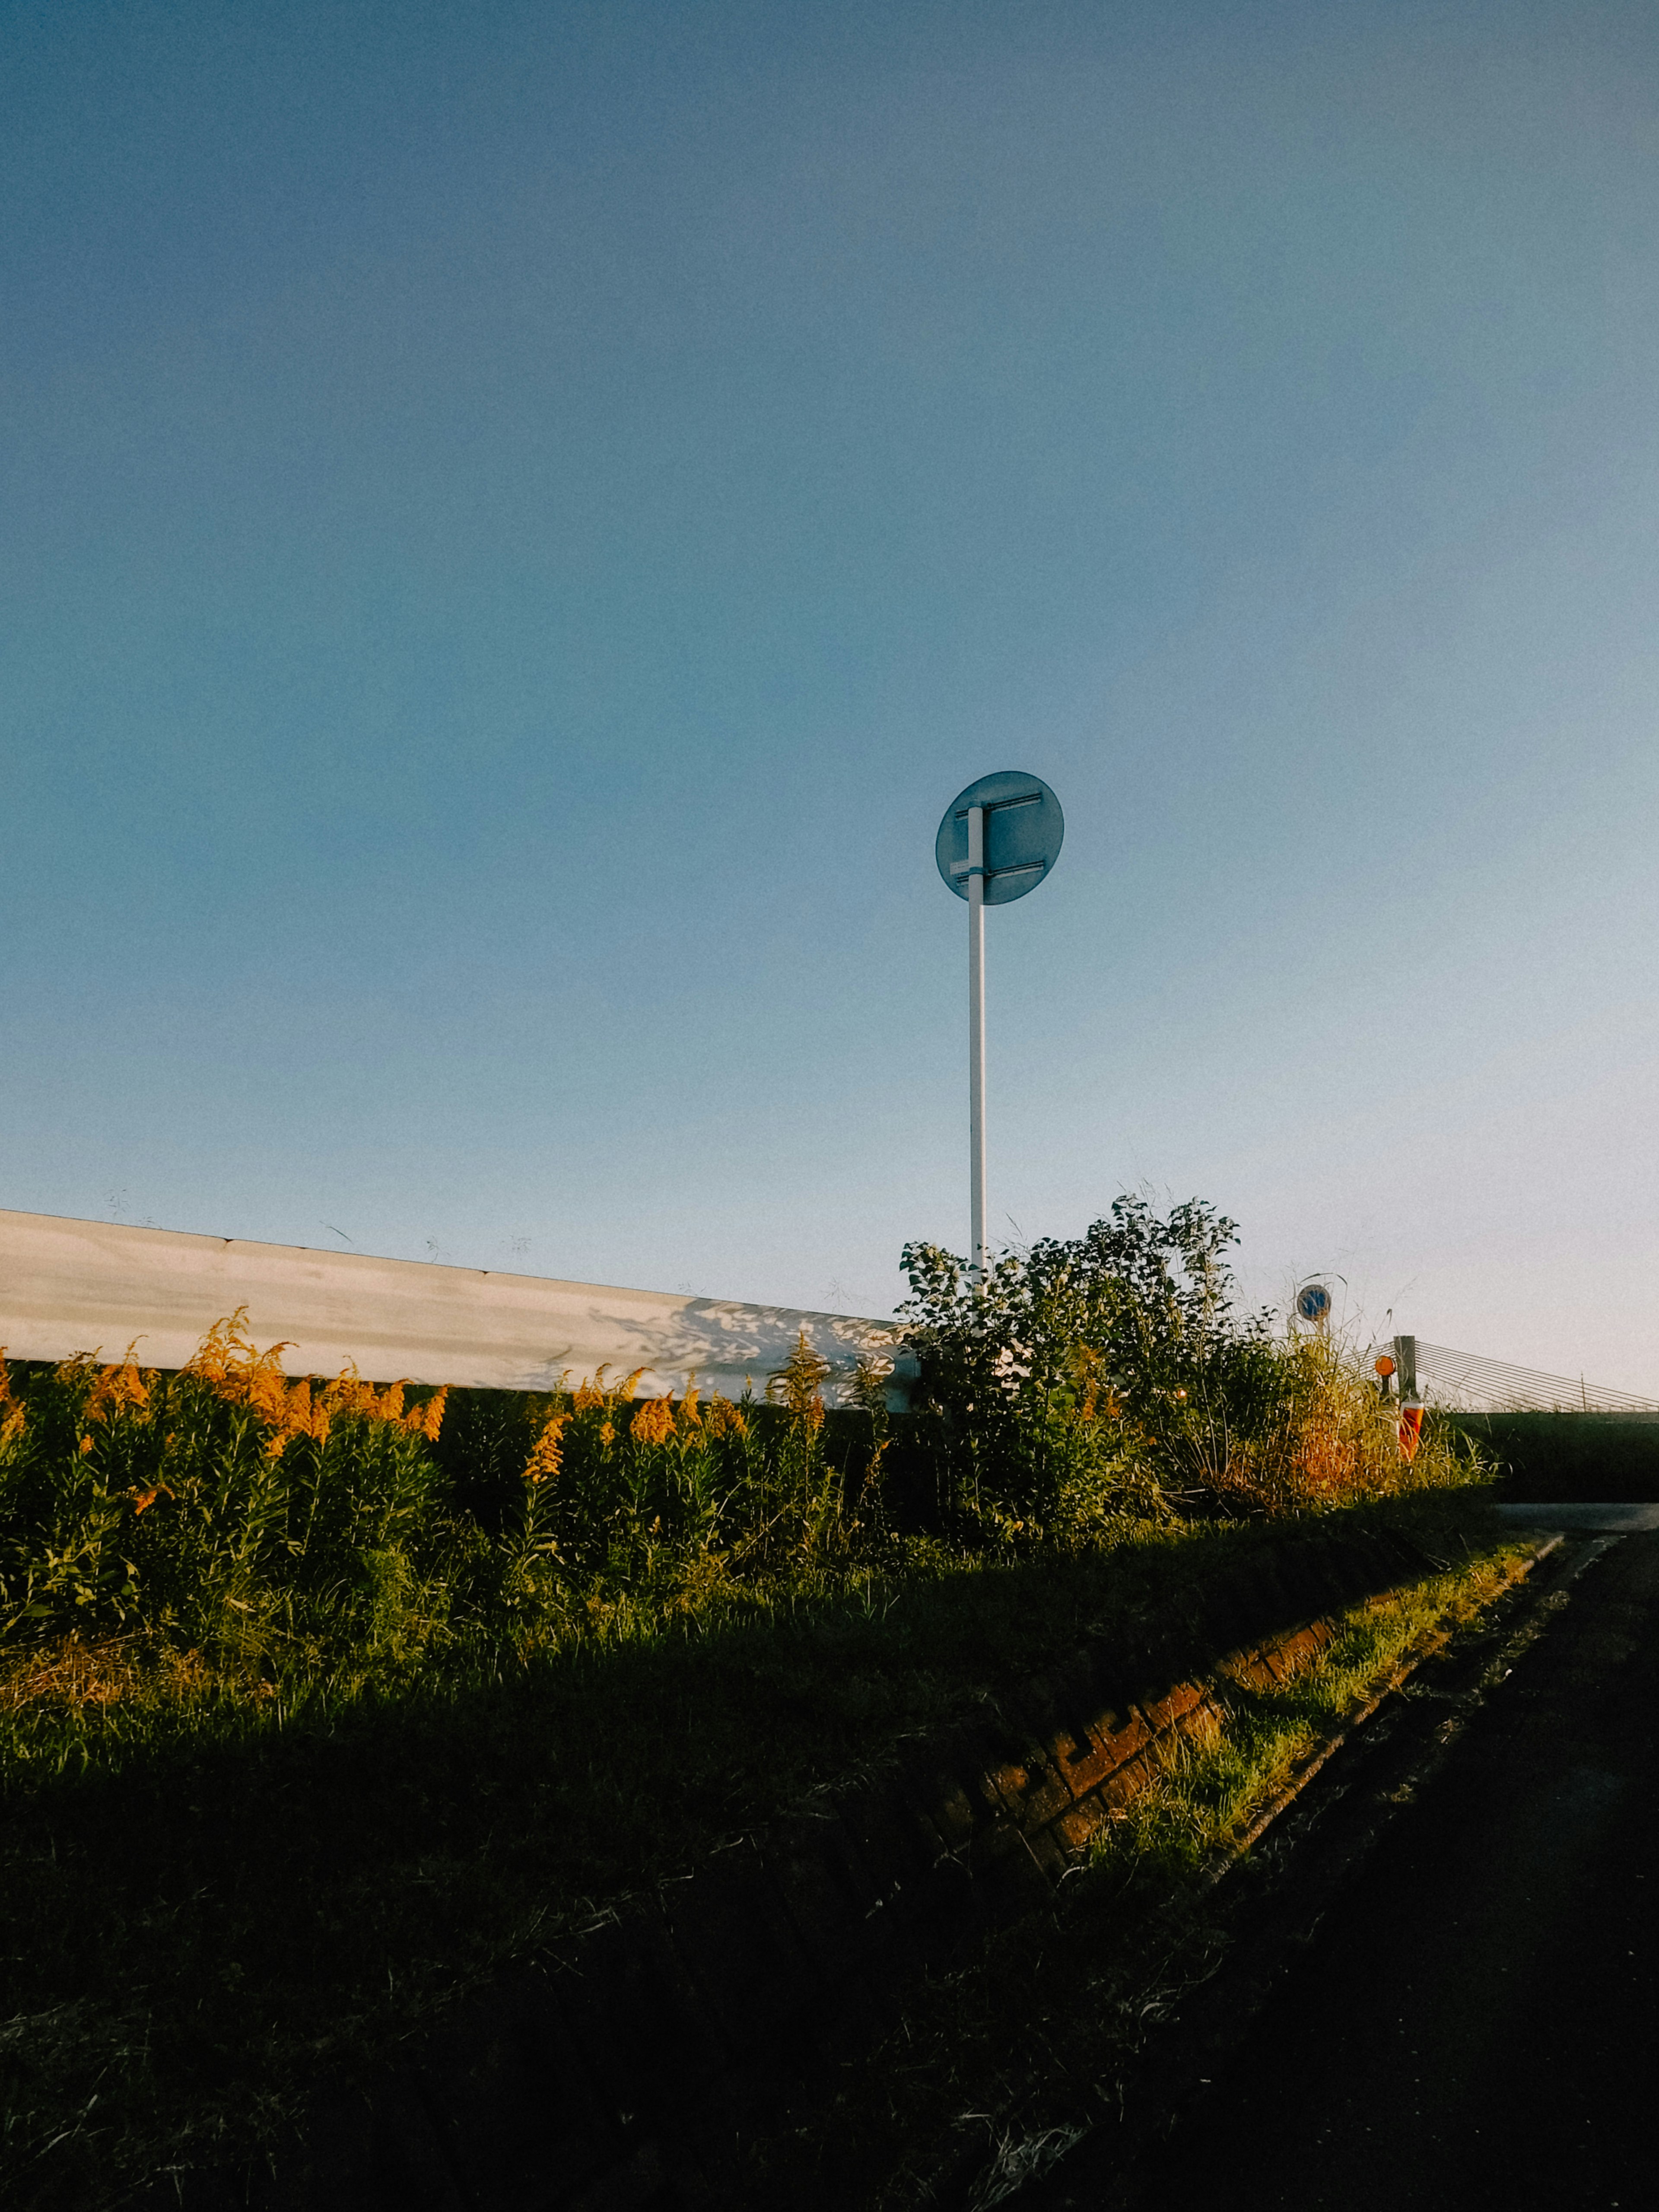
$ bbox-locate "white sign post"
[936,772,1065,1279]
[966,800,988,1275]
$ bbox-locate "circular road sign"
[936,771,1064,904]
[1296,1283,1333,1325]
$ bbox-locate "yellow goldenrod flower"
[630,1396,675,1448]
[524,1411,569,1484]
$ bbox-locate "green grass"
[1449,1410,1659,1502]
[0,1487,1510,2211]
[721,1526,1539,2210]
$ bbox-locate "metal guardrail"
[21,1209,1644,1421]
[0,1208,913,1406]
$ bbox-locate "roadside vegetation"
[1447,1408,1659,1502]
[0,1196,1496,2208]
[738,1533,1540,2211]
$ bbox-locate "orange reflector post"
[1398,1402,1424,1462]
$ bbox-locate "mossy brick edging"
[166,1520,1471,2212]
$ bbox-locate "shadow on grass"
[0,1486,1500,2211]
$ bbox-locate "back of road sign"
[935,771,1064,904]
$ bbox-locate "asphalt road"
[1028,1527,1659,2212]
[1495,1502,1659,1532]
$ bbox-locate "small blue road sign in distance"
[1296,1283,1333,1324]
[936,771,1064,904]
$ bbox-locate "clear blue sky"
[5,0,1658,1387]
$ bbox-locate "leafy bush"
[898,1195,1477,1540]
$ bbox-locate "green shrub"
[898,1195,1483,1541]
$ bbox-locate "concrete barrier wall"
[0,1208,911,1404]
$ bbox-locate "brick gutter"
[1199,1530,1563,1880]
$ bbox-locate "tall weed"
[0,1313,454,1672]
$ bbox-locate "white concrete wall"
[0,1208,913,1405]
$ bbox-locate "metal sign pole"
[967,804,987,1280]
[934,770,1064,1291]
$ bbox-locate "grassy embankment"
[729,1520,1539,2209]
[0,1198,1509,2208]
